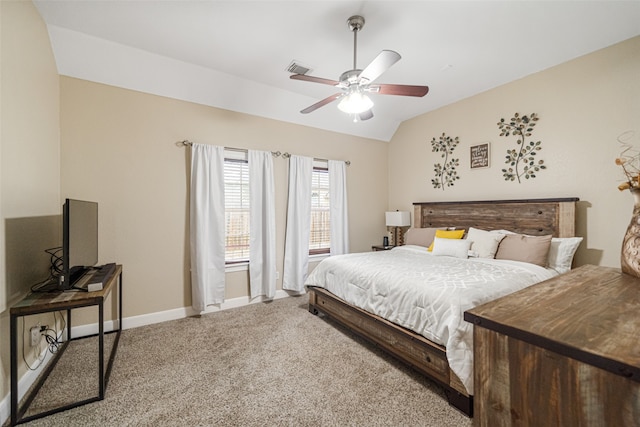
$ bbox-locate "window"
[224,155,330,260]
[310,165,330,254]
[224,154,250,263]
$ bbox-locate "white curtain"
[190,143,226,312]
[248,150,277,299]
[283,155,313,293]
[329,160,349,255]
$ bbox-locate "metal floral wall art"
[431,133,460,190]
[497,112,546,182]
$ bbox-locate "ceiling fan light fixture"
[337,92,374,114]
[292,14,428,118]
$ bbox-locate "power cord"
[45,246,63,277]
[31,246,63,292]
[21,311,66,371]
[41,326,61,354]
[55,310,67,335]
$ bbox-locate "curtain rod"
[282,152,351,166]
[176,140,350,165]
[176,140,281,157]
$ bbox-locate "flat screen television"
[60,199,98,289]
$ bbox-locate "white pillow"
[466,227,506,258]
[431,237,471,259]
[547,237,583,274]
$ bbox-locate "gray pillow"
[494,233,552,267]
[404,227,441,248]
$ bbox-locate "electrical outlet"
[276,271,280,280]
[30,326,40,347]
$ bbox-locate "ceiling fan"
[290,15,429,122]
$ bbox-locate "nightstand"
[372,245,395,251]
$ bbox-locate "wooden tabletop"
[10,264,122,316]
[464,264,640,382]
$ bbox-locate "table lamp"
[385,211,411,246]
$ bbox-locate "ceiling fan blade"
[359,109,374,121]
[290,74,341,86]
[369,83,429,97]
[300,93,343,114]
[358,50,401,84]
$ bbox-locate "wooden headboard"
[413,198,579,238]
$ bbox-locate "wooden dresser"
[464,264,640,426]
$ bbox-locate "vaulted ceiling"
[34,1,640,142]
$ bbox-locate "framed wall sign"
[470,143,490,169]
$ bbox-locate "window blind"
[310,167,330,253]
[224,158,250,262]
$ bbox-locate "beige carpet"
[17,295,471,426]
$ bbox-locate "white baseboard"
[70,289,292,336]
[0,290,296,425]
[122,289,292,330]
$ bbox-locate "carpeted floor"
[17,295,471,426]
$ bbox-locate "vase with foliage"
[616,134,640,277]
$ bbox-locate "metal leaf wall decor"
[497,112,546,182]
[431,133,460,190]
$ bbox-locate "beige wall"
[4,0,638,415]
[1,0,60,410]
[389,36,640,269]
[59,77,389,317]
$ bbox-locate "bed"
[304,198,579,416]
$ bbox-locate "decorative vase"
[621,188,640,277]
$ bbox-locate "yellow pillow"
[428,229,465,251]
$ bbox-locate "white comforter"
[304,245,557,395]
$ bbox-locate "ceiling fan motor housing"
[347,15,365,32]
[340,69,363,86]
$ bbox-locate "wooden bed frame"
[307,197,579,417]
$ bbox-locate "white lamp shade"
[385,211,411,227]
[337,92,374,114]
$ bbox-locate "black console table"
[9,265,123,426]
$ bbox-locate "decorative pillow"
[494,233,553,267]
[547,237,583,274]
[431,237,471,258]
[466,227,506,258]
[404,227,441,248]
[427,229,466,251]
